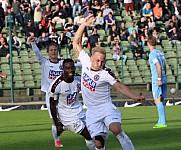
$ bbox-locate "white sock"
[52,124,60,142]
[116,131,135,150]
[85,139,96,150]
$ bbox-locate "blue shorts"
[152,83,167,99]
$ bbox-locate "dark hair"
[47,43,58,52]
[63,58,74,67]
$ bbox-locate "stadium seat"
[14,80,25,88]
[25,80,35,88]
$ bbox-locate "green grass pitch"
[0,106,181,150]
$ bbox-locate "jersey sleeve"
[78,50,91,67]
[104,70,118,86]
[150,52,158,65]
[31,42,47,65]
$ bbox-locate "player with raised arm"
[148,36,167,128]
[49,58,95,150]
[73,15,146,150]
[27,37,81,147]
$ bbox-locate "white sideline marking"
[0,105,20,111]
[40,105,48,110]
[124,101,142,107]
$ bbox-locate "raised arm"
[112,82,146,103]
[73,15,95,58]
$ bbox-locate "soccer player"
[73,15,146,150]
[49,58,95,150]
[27,37,81,147]
[147,36,167,128]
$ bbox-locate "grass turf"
[0,106,181,150]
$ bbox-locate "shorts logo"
[49,70,63,80]
[94,74,100,81]
[82,72,96,91]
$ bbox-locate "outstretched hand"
[27,36,35,45]
[83,15,95,27]
[135,96,146,104]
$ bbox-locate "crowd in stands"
[0,0,181,62]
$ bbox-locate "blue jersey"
[149,49,167,84]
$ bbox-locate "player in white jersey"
[27,37,81,147]
[49,58,95,150]
[73,15,146,150]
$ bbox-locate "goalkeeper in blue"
[148,36,167,128]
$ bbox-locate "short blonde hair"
[92,47,106,56]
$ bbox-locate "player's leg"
[109,122,135,150]
[152,84,167,128]
[80,127,96,150]
[45,93,63,147]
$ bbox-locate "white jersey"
[49,75,85,122]
[78,50,117,109]
[31,42,63,92]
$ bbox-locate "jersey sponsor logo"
[67,92,77,105]
[48,70,63,80]
[82,72,96,91]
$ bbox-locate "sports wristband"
[158,78,161,81]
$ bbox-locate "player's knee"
[95,135,105,149]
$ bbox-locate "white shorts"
[62,116,86,134]
[86,103,121,139]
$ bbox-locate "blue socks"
[156,102,166,125]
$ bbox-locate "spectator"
[170,27,181,46]
[74,12,84,29]
[7,34,22,56]
[150,0,157,9]
[124,0,136,16]
[0,37,9,59]
[38,32,49,48]
[131,41,144,59]
[147,16,155,33]
[141,28,150,47]
[0,3,5,32]
[82,5,93,18]
[152,28,163,48]
[58,31,72,54]
[35,23,46,37]
[117,0,123,17]
[95,10,104,29]
[128,21,138,35]
[81,32,88,48]
[153,2,164,22]
[165,20,175,38]
[30,0,40,10]
[24,20,35,38]
[49,30,58,44]
[21,0,31,13]
[51,4,66,26]
[102,3,113,17]
[64,19,76,37]
[91,0,101,16]
[46,18,56,34]
[42,5,52,27]
[137,16,148,36]
[104,12,116,35]
[128,29,141,47]
[71,0,82,18]
[162,0,172,21]
[171,1,181,20]
[89,27,103,52]
[142,2,153,20]
[12,0,25,27]
[33,3,43,28]
[1,0,8,14]
[49,0,59,10]
[111,37,127,62]
[107,24,120,46]
[118,21,129,41]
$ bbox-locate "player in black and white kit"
[27,37,81,147]
[49,58,95,150]
[73,15,146,150]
